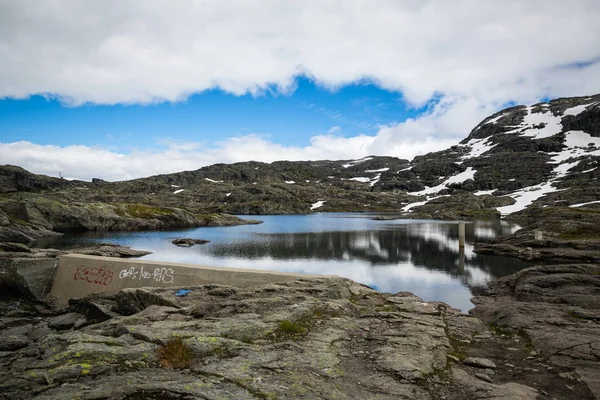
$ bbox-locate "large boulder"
[0,258,58,300]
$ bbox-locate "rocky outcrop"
[0,243,151,259]
[471,264,600,397]
[475,205,600,263]
[172,238,210,247]
[0,165,76,193]
[0,274,595,399]
[0,192,263,243]
[406,192,514,220]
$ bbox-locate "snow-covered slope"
[393,95,600,216]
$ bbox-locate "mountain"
[1,94,599,245]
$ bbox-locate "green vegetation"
[120,203,174,219]
[157,337,194,369]
[270,308,335,341]
[559,225,600,240]
[277,320,307,335]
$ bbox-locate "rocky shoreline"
[0,258,598,399]
[474,206,600,264]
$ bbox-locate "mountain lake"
[35,213,531,311]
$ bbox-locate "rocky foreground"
[0,265,597,399]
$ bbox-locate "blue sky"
[0,0,598,180]
[0,78,424,151]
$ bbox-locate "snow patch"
[409,167,476,196]
[462,138,497,160]
[173,189,185,194]
[505,106,562,139]
[205,178,224,183]
[349,177,371,183]
[563,102,597,116]
[473,190,495,196]
[401,195,448,212]
[369,174,381,187]
[365,167,389,173]
[342,157,374,168]
[310,200,326,210]
[570,200,600,208]
[553,161,580,177]
[496,182,561,215]
[484,113,505,125]
[170,185,180,188]
[285,181,295,184]
[226,193,231,197]
[548,131,600,163]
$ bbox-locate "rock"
[475,372,493,383]
[0,258,57,301]
[0,273,597,399]
[70,243,152,258]
[0,277,472,399]
[0,335,31,351]
[172,238,210,247]
[472,263,600,396]
[450,368,537,400]
[0,242,31,253]
[464,357,497,369]
[47,312,82,330]
[0,263,36,300]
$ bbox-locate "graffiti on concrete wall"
[118,266,175,284]
[73,265,114,286]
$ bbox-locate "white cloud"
[0,0,598,107]
[0,134,371,181]
[0,125,447,181]
[327,126,341,134]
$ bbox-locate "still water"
[36,213,530,311]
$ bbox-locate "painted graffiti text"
[73,265,114,286]
[118,266,175,284]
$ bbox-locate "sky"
[1,0,599,181]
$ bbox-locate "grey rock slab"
[0,334,31,351]
[451,368,538,400]
[475,372,494,383]
[464,357,497,369]
[47,312,82,330]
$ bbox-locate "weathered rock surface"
[471,264,600,398]
[0,276,593,399]
[0,188,263,244]
[475,206,600,263]
[0,243,152,259]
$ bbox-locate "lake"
[35,213,530,311]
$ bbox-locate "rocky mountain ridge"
[1,94,599,243]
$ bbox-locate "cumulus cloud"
[1,0,599,106]
[1,0,599,179]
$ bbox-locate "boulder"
[172,238,210,247]
[0,258,58,300]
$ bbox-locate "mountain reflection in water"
[37,214,529,311]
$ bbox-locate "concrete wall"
[49,254,329,307]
